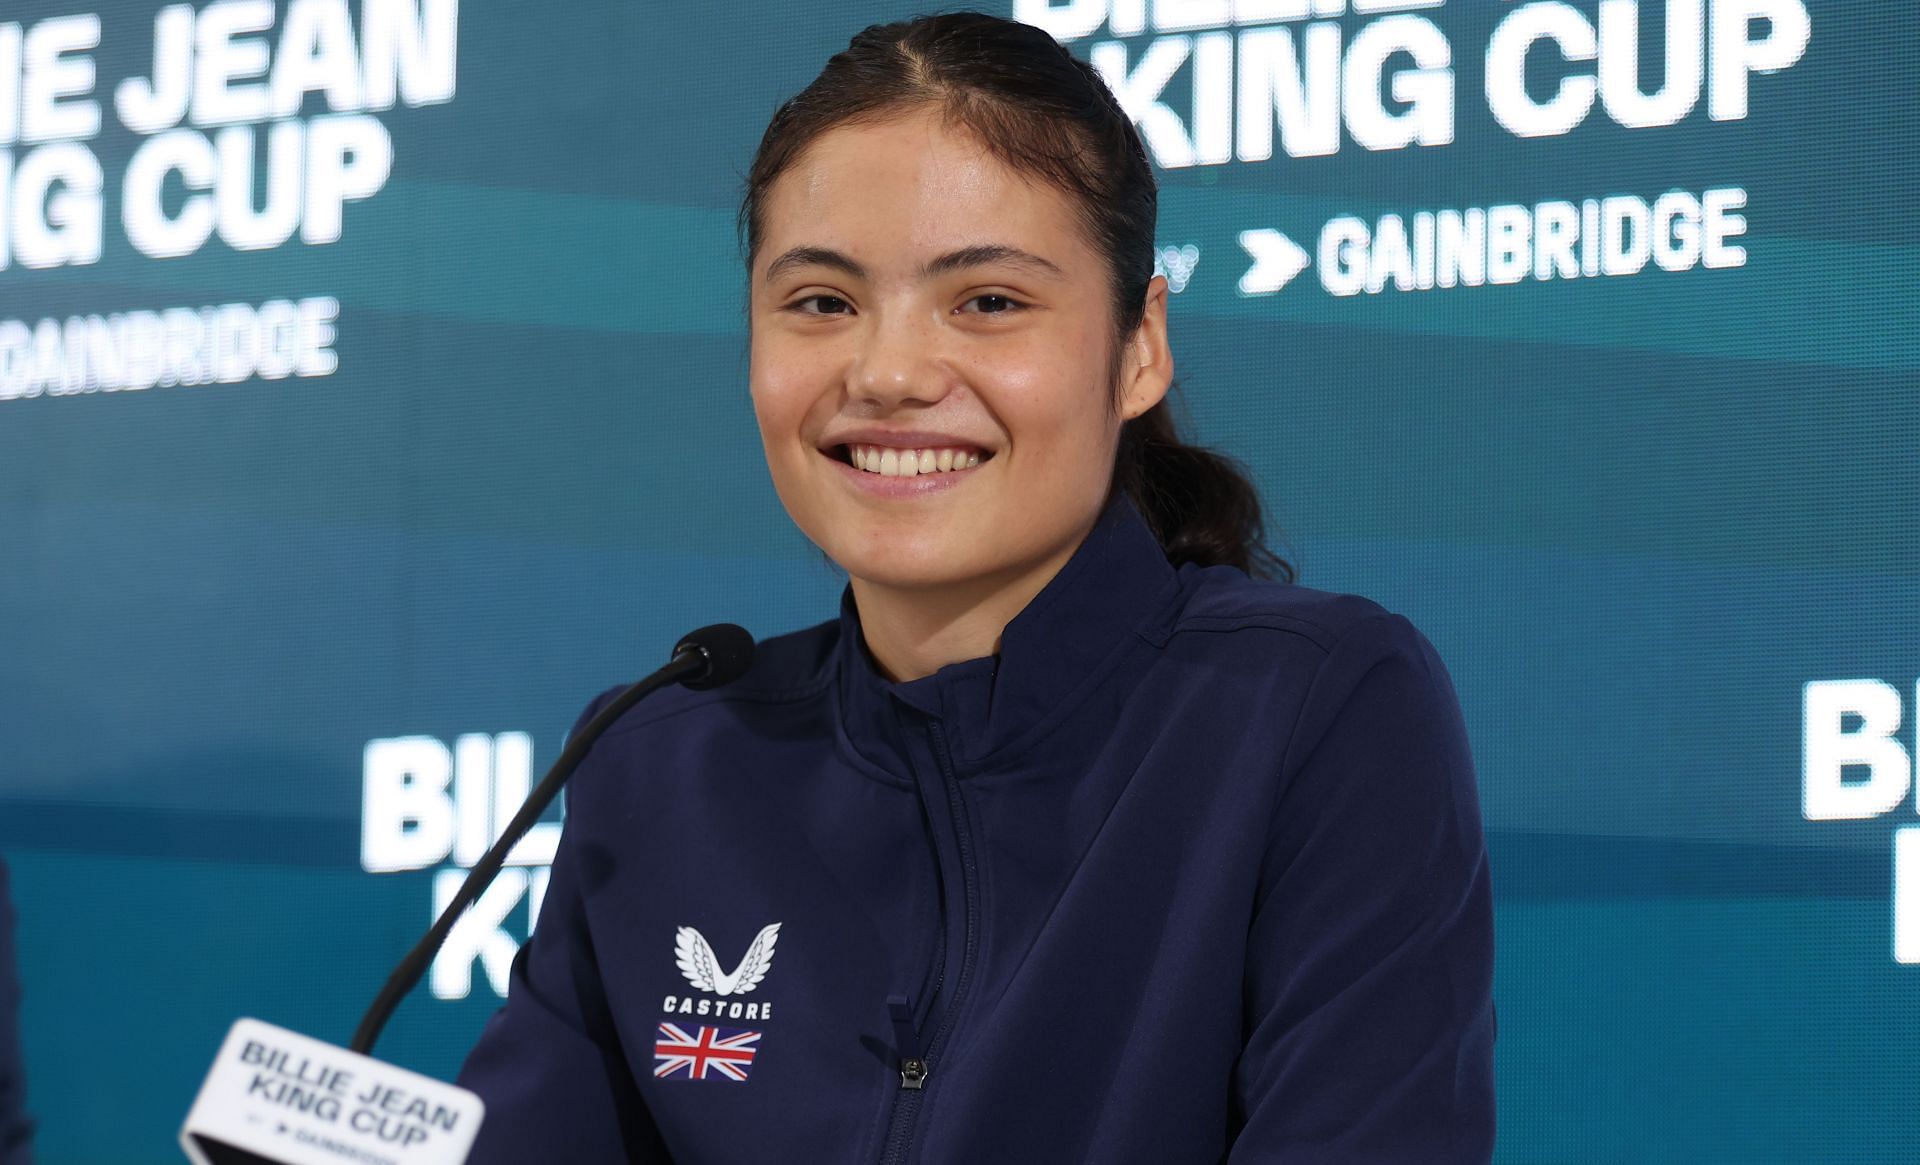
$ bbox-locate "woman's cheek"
[751,368,813,441]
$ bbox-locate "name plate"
[181,1018,484,1165]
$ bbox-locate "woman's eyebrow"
[763,243,1065,284]
[925,244,1066,280]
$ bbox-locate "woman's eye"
[963,294,1024,315]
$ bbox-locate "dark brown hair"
[737,10,1291,580]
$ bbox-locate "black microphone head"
[673,623,756,690]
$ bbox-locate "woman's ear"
[1118,275,1175,421]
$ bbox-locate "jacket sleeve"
[1228,614,1497,1163]
[455,693,671,1163]
[0,856,33,1165]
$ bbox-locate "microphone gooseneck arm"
[349,625,752,1056]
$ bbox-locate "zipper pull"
[886,994,929,1091]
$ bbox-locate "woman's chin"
[827,533,1002,593]
[838,555,987,593]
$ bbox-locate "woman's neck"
[848,536,1086,683]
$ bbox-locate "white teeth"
[843,444,987,477]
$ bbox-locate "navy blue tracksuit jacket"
[0,857,29,1165]
[458,495,1497,1162]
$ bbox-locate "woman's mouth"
[836,444,990,478]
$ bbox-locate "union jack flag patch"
[654,1023,762,1082]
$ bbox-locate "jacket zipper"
[920,720,980,1066]
[887,995,928,1089]
[876,718,978,1165]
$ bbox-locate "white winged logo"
[675,922,781,997]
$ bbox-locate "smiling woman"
[747,102,1172,681]
[456,12,1496,1163]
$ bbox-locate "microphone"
[351,622,755,1054]
[674,622,757,690]
[180,624,756,1165]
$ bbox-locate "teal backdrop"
[1,1,1915,1161]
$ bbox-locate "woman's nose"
[847,308,948,409]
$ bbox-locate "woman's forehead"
[796,108,1003,186]
[760,111,1094,274]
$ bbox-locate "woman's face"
[749,106,1171,594]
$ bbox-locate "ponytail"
[1115,397,1291,581]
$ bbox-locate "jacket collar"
[833,491,1181,773]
